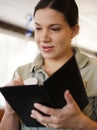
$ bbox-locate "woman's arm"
[0,102,20,130]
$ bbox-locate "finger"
[30,109,46,127]
[44,122,60,128]
[15,77,24,85]
[6,78,24,86]
[33,103,62,119]
[31,109,43,119]
[45,123,60,129]
[31,109,60,128]
[31,109,51,123]
[33,103,55,116]
[64,90,78,106]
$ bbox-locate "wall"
[0,31,39,108]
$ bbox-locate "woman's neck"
[43,51,74,76]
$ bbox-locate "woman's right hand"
[5,78,24,115]
[0,78,23,130]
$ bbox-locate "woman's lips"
[41,45,54,52]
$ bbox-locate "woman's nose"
[40,30,50,42]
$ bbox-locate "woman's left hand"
[31,90,88,129]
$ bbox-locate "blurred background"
[0,0,97,108]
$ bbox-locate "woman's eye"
[35,27,42,30]
[51,28,61,31]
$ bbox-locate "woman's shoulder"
[16,62,34,73]
[12,62,34,80]
[13,53,44,80]
[74,47,97,69]
[16,53,43,73]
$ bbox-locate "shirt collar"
[74,47,89,69]
[30,53,44,72]
[30,48,89,73]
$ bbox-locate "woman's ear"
[71,24,79,39]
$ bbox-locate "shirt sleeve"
[91,97,97,122]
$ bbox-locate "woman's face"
[34,8,78,60]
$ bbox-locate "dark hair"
[33,0,79,27]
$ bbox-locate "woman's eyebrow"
[35,22,40,26]
[49,24,62,26]
[35,22,62,27]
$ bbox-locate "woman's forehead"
[34,8,68,26]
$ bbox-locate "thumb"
[18,77,23,82]
[13,77,24,85]
[64,90,77,106]
[17,77,24,85]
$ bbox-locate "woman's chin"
[41,52,55,59]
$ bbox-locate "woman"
[1,0,97,130]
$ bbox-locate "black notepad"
[0,55,89,127]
